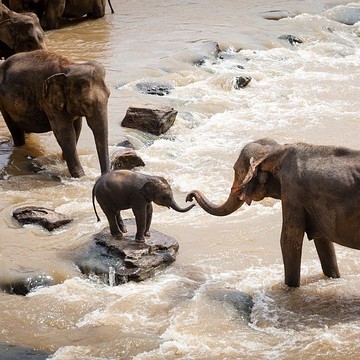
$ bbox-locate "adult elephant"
[0,3,46,59]
[0,50,110,178]
[187,138,360,287]
[7,0,114,29]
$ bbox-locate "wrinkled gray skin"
[93,170,196,241]
[0,50,110,177]
[7,0,114,29]
[0,4,46,59]
[187,138,360,287]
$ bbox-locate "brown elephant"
[0,3,46,59]
[187,138,360,287]
[7,0,114,29]
[0,50,110,178]
[93,170,196,241]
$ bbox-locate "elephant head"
[42,62,110,176]
[186,139,285,215]
[141,177,196,212]
[0,4,46,59]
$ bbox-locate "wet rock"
[12,206,73,231]
[74,219,179,285]
[0,344,50,359]
[193,41,221,66]
[0,136,12,175]
[324,4,360,25]
[206,288,254,323]
[234,76,252,89]
[115,139,136,149]
[0,273,54,296]
[278,34,303,45]
[111,149,145,170]
[121,105,178,135]
[135,81,174,96]
[261,10,293,21]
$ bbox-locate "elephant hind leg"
[115,212,127,233]
[314,238,340,279]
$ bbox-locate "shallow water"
[1,0,360,359]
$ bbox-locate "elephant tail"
[108,0,115,13]
[92,184,101,222]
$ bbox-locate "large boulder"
[74,219,179,285]
[324,4,360,25]
[12,206,73,231]
[121,105,178,135]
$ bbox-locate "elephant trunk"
[169,198,196,213]
[87,110,110,175]
[186,188,244,216]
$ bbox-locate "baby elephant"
[92,170,195,241]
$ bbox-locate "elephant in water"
[6,0,114,29]
[0,50,110,178]
[0,3,46,59]
[92,170,196,241]
[187,138,360,287]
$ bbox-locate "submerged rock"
[278,34,303,45]
[234,76,252,89]
[261,10,294,21]
[0,136,13,176]
[74,219,179,285]
[121,104,178,135]
[111,149,145,171]
[12,206,73,231]
[0,344,50,359]
[324,4,360,25]
[0,273,54,296]
[135,81,174,96]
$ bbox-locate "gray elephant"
[0,50,110,178]
[92,170,196,241]
[187,138,360,287]
[0,3,46,59]
[7,0,114,29]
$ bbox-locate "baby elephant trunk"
[169,199,196,213]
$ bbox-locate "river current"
[1,0,360,359]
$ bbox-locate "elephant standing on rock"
[0,3,46,59]
[0,50,110,178]
[92,170,196,241]
[187,138,360,287]
[7,0,114,29]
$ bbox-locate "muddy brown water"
[1,1,360,359]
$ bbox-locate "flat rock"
[111,149,145,170]
[12,206,73,231]
[121,104,178,135]
[74,219,179,285]
[261,10,294,21]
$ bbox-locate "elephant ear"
[42,73,67,111]
[139,182,158,202]
[0,19,16,49]
[238,146,288,205]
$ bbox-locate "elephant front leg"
[1,111,25,146]
[51,120,85,178]
[132,205,147,242]
[144,203,153,237]
[281,202,306,287]
[314,237,340,279]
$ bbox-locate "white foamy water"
[1,1,360,359]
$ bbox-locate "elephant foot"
[144,231,151,238]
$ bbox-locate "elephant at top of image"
[186,138,360,288]
[6,0,114,30]
[0,3,46,59]
[92,170,196,241]
[0,49,110,178]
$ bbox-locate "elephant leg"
[106,211,122,236]
[314,237,340,279]
[73,117,83,144]
[51,120,84,178]
[116,212,127,233]
[132,205,147,241]
[144,203,153,237]
[1,111,25,146]
[280,201,306,287]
